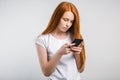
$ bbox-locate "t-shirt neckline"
[49,33,70,41]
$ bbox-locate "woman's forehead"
[62,11,74,20]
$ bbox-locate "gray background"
[0,0,120,80]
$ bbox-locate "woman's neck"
[51,31,68,40]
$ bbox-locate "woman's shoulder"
[36,33,51,44]
[35,34,50,47]
[37,33,50,40]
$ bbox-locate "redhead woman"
[35,1,86,80]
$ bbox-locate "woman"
[35,1,86,80]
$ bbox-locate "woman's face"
[57,11,74,33]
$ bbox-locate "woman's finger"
[71,46,82,52]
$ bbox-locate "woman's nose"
[66,22,71,27]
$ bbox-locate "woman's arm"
[36,43,69,76]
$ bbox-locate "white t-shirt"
[36,33,80,80]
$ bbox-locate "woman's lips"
[63,27,68,30]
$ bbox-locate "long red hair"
[42,1,86,73]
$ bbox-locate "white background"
[0,0,120,80]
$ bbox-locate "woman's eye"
[71,20,74,23]
[62,18,74,24]
[63,18,68,21]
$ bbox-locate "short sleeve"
[35,35,46,49]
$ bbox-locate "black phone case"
[72,38,83,46]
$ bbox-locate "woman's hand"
[57,42,83,55]
[57,43,73,55]
[70,42,83,54]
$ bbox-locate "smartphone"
[72,38,83,46]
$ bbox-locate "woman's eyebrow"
[63,17,74,21]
